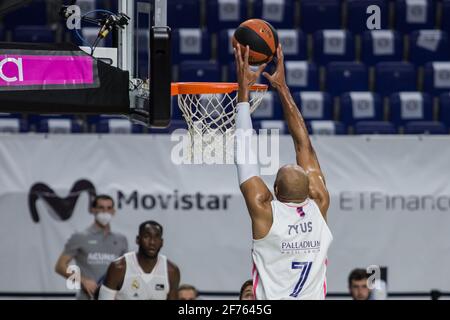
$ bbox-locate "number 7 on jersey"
[290,261,313,298]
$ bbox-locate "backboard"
[119,0,172,128]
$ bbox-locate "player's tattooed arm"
[264,45,330,219]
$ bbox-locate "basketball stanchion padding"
[149,26,172,128]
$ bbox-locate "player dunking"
[234,44,333,300]
[98,221,180,300]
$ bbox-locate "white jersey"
[115,252,170,300]
[252,199,333,300]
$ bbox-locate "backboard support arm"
[118,0,134,77]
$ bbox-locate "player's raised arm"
[234,45,273,240]
[263,45,330,219]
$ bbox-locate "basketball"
[232,19,279,66]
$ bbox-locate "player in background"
[98,220,180,300]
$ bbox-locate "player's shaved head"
[139,220,163,236]
[274,164,309,202]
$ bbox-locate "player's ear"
[135,236,139,245]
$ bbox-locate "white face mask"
[95,212,113,226]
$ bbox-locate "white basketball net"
[177,87,267,161]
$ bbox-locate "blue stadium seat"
[179,61,221,82]
[0,118,28,133]
[207,0,248,32]
[423,62,450,95]
[3,0,47,30]
[284,61,320,91]
[149,120,188,134]
[254,120,287,134]
[218,29,236,65]
[251,91,283,120]
[37,118,82,134]
[326,62,369,97]
[252,0,295,29]
[389,92,433,126]
[439,92,450,127]
[0,113,22,119]
[277,30,307,60]
[81,0,113,11]
[94,0,117,12]
[96,118,144,134]
[86,115,123,131]
[409,30,450,65]
[354,121,397,134]
[294,91,333,121]
[168,0,201,28]
[443,0,450,33]
[28,115,76,128]
[361,30,403,65]
[171,97,185,121]
[300,0,341,33]
[13,26,56,43]
[375,62,417,96]
[105,0,118,12]
[0,114,25,134]
[347,0,389,33]
[404,121,447,134]
[395,0,435,32]
[76,0,96,15]
[340,92,383,126]
[306,121,346,135]
[313,30,355,64]
[64,0,104,24]
[173,29,211,63]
